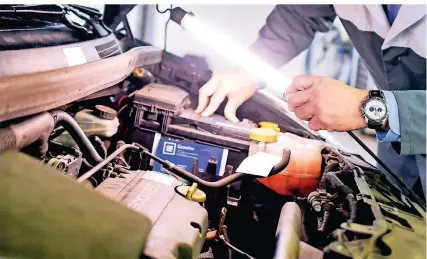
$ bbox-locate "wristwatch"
[361,90,388,130]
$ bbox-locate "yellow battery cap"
[249,128,278,143]
[259,121,280,132]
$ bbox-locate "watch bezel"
[361,96,388,122]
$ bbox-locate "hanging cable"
[221,238,255,259]
[155,4,171,14]
[164,5,172,51]
[155,4,173,51]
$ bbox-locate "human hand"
[285,75,369,131]
[195,72,257,122]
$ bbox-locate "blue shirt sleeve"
[376,91,401,142]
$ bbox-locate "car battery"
[132,83,257,177]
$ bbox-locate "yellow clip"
[186,183,198,200]
[176,183,207,202]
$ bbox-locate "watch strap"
[369,90,384,98]
[366,90,387,130]
[367,118,383,130]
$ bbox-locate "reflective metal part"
[274,202,302,259]
[299,242,323,259]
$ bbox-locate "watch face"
[364,98,387,121]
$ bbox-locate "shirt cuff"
[376,91,401,142]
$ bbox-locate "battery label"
[153,137,228,176]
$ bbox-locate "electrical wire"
[222,239,255,259]
[164,15,171,51]
[163,4,172,51]
[154,4,172,51]
[155,4,171,14]
[346,131,426,210]
[153,4,174,51]
[222,226,232,259]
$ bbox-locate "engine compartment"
[0,18,426,258]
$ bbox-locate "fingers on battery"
[224,97,244,122]
[201,89,227,117]
[195,75,220,114]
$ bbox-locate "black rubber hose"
[269,149,292,176]
[76,142,291,188]
[319,162,340,190]
[77,144,245,187]
[347,194,357,223]
[319,202,334,232]
[146,149,291,188]
[49,126,66,140]
[326,172,357,223]
[50,111,103,164]
[155,156,246,188]
[324,147,354,170]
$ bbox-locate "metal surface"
[96,170,208,259]
[47,154,82,177]
[46,141,82,177]
[324,167,426,259]
[76,143,139,183]
[0,46,161,122]
[274,202,302,259]
[216,207,227,238]
[298,242,323,259]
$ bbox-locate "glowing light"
[181,14,291,94]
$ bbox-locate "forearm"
[249,5,336,68]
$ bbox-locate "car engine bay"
[0,4,425,259]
